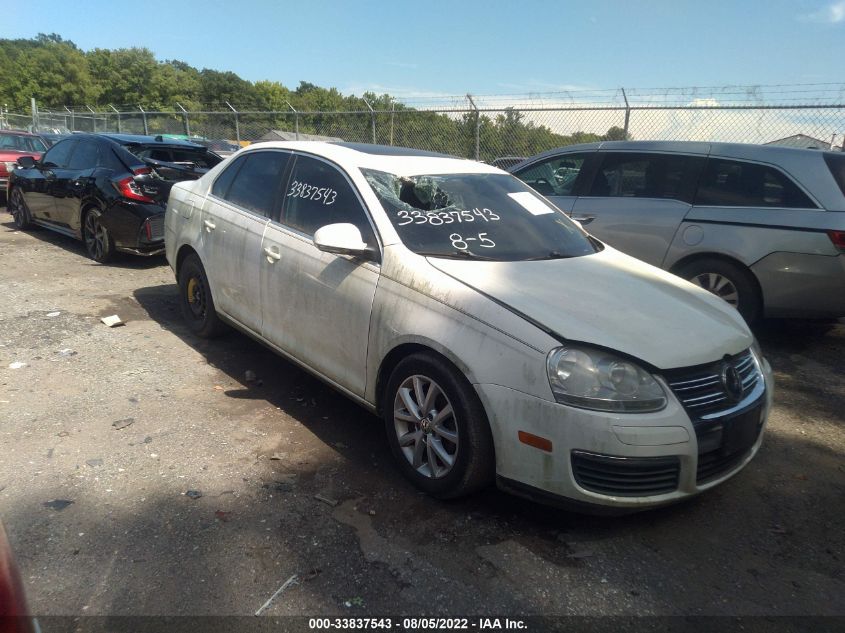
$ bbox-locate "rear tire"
[82,207,114,263]
[383,352,494,499]
[8,188,33,230]
[677,258,761,323]
[178,253,228,338]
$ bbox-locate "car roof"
[97,133,206,148]
[515,139,839,164]
[241,141,502,176]
[0,130,41,137]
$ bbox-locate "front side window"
[219,151,291,217]
[362,169,599,261]
[589,152,695,202]
[696,158,816,208]
[513,153,589,197]
[281,155,376,246]
[41,139,76,169]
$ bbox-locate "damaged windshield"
[362,169,600,260]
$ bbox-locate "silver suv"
[512,141,845,321]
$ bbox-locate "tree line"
[0,34,628,160]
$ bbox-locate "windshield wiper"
[417,250,498,261]
[523,251,574,261]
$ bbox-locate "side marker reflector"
[518,431,553,453]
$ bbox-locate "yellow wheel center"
[187,277,199,303]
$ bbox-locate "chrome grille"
[665,349,760,418]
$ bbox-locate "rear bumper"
[106,199,165,253]
[753,251,845,318]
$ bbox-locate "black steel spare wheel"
[177,253,228,338]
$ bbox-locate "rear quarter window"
[696,158,816,209]
[824,153,845,200]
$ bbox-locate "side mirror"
[16,155,36,169]
[313,223,375,260]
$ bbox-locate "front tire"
[178,253,228,338]
[82,207,114,263]
[677,258,761,323]
[8,188,33,230]
[384,352,494,498]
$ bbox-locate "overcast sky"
[5,0,845,99]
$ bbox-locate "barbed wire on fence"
[3,83,844,161]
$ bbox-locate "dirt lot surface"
[0,213,843,618]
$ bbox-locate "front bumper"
[475,356,774,510]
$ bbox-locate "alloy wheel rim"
[10,190,24,222]
[690,272,739,307]
[393,375,459,479]
[84,212,105,259]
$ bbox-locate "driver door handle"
[263,246,281,262]
[203,219,216,231]
[571,215,595,225]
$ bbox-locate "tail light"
[828,230,845,252]
[113,176,154,203]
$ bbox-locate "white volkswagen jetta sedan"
[164,142,773,511]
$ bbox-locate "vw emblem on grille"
[720,362,743,403]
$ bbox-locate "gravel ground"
[0,212,843,618]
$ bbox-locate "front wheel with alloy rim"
[82,208,114,263]
[8,188,33,229]
[677,257,761,323]
[384,353,494,498]
[178,253,229,338]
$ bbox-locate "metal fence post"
[621,87,630,139]
[467,94,480,160]
[226,101,240,144]
[109,105,121,133]
[390,102,395,146]
[139,105,148,135]
[177,103,190,136]
[286,101,299,139]
[363,98,376,144]
[87,105,97,133]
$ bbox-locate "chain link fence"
[4,85,845,161]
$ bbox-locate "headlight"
[546,345,667,412]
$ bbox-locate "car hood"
[426,247,751,369]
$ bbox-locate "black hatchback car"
[7,133,222,262]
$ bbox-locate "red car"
[0,131,47,204]
[0,522,36,633]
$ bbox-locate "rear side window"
[513,153,589,197]
[41,139,76,169]
[211,155,246,199]
[218,151,290,217]
[696,158,816,208]
[67,141,100,170]
[824,153,845,199]
[281,154,376,246]
[589,152,700,203]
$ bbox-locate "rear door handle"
[263,246,281,262]
[203,219,216,231]
[571,215,595,225]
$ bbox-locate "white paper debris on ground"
[8,362,27,369]
[100,315,124,328]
